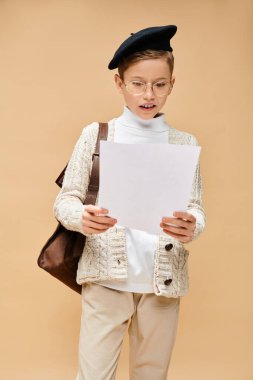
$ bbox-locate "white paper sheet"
[98,141,201,235]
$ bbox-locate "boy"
[53,25,206,380]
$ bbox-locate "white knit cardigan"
[53,118,206,298]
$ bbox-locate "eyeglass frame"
[122,78,173,97]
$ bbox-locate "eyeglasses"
[123,80,172,97]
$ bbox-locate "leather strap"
[84,122,108,205]
[55,122,108,207]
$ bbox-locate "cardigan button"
[165,243,173,251]
[164,278,172,286]
[117,259,121,265]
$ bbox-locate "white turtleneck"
[97,105,170,293]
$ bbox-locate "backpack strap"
[55,123,108,207]
[84,122,108,205]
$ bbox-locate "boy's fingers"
[173,211,196,222]
[85,220,113,231]
[84,205,108,214]
[162,212,195,224]
[85,214,117,225]
[161,223,192,236]
[161,217,191,230]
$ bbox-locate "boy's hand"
[160,211,196,243]
[81,205,117,235]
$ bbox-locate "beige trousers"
[76,283,180,380]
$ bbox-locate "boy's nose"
[143,84,155,99]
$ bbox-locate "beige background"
[1,1,253,379]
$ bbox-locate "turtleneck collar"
[116,105,169,132]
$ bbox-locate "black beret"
[108,25,177,70]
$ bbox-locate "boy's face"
[114,58,175,120]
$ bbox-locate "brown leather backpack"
[37,122,108,294]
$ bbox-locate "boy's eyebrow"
[130,76,169,81]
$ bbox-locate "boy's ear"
[171,75,176,87]
[168,75,175,94]
[114,73,124,94]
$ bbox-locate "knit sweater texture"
[53,110,206,298]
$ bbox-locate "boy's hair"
[118,49,174,80]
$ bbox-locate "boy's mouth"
[139,103,156,110]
